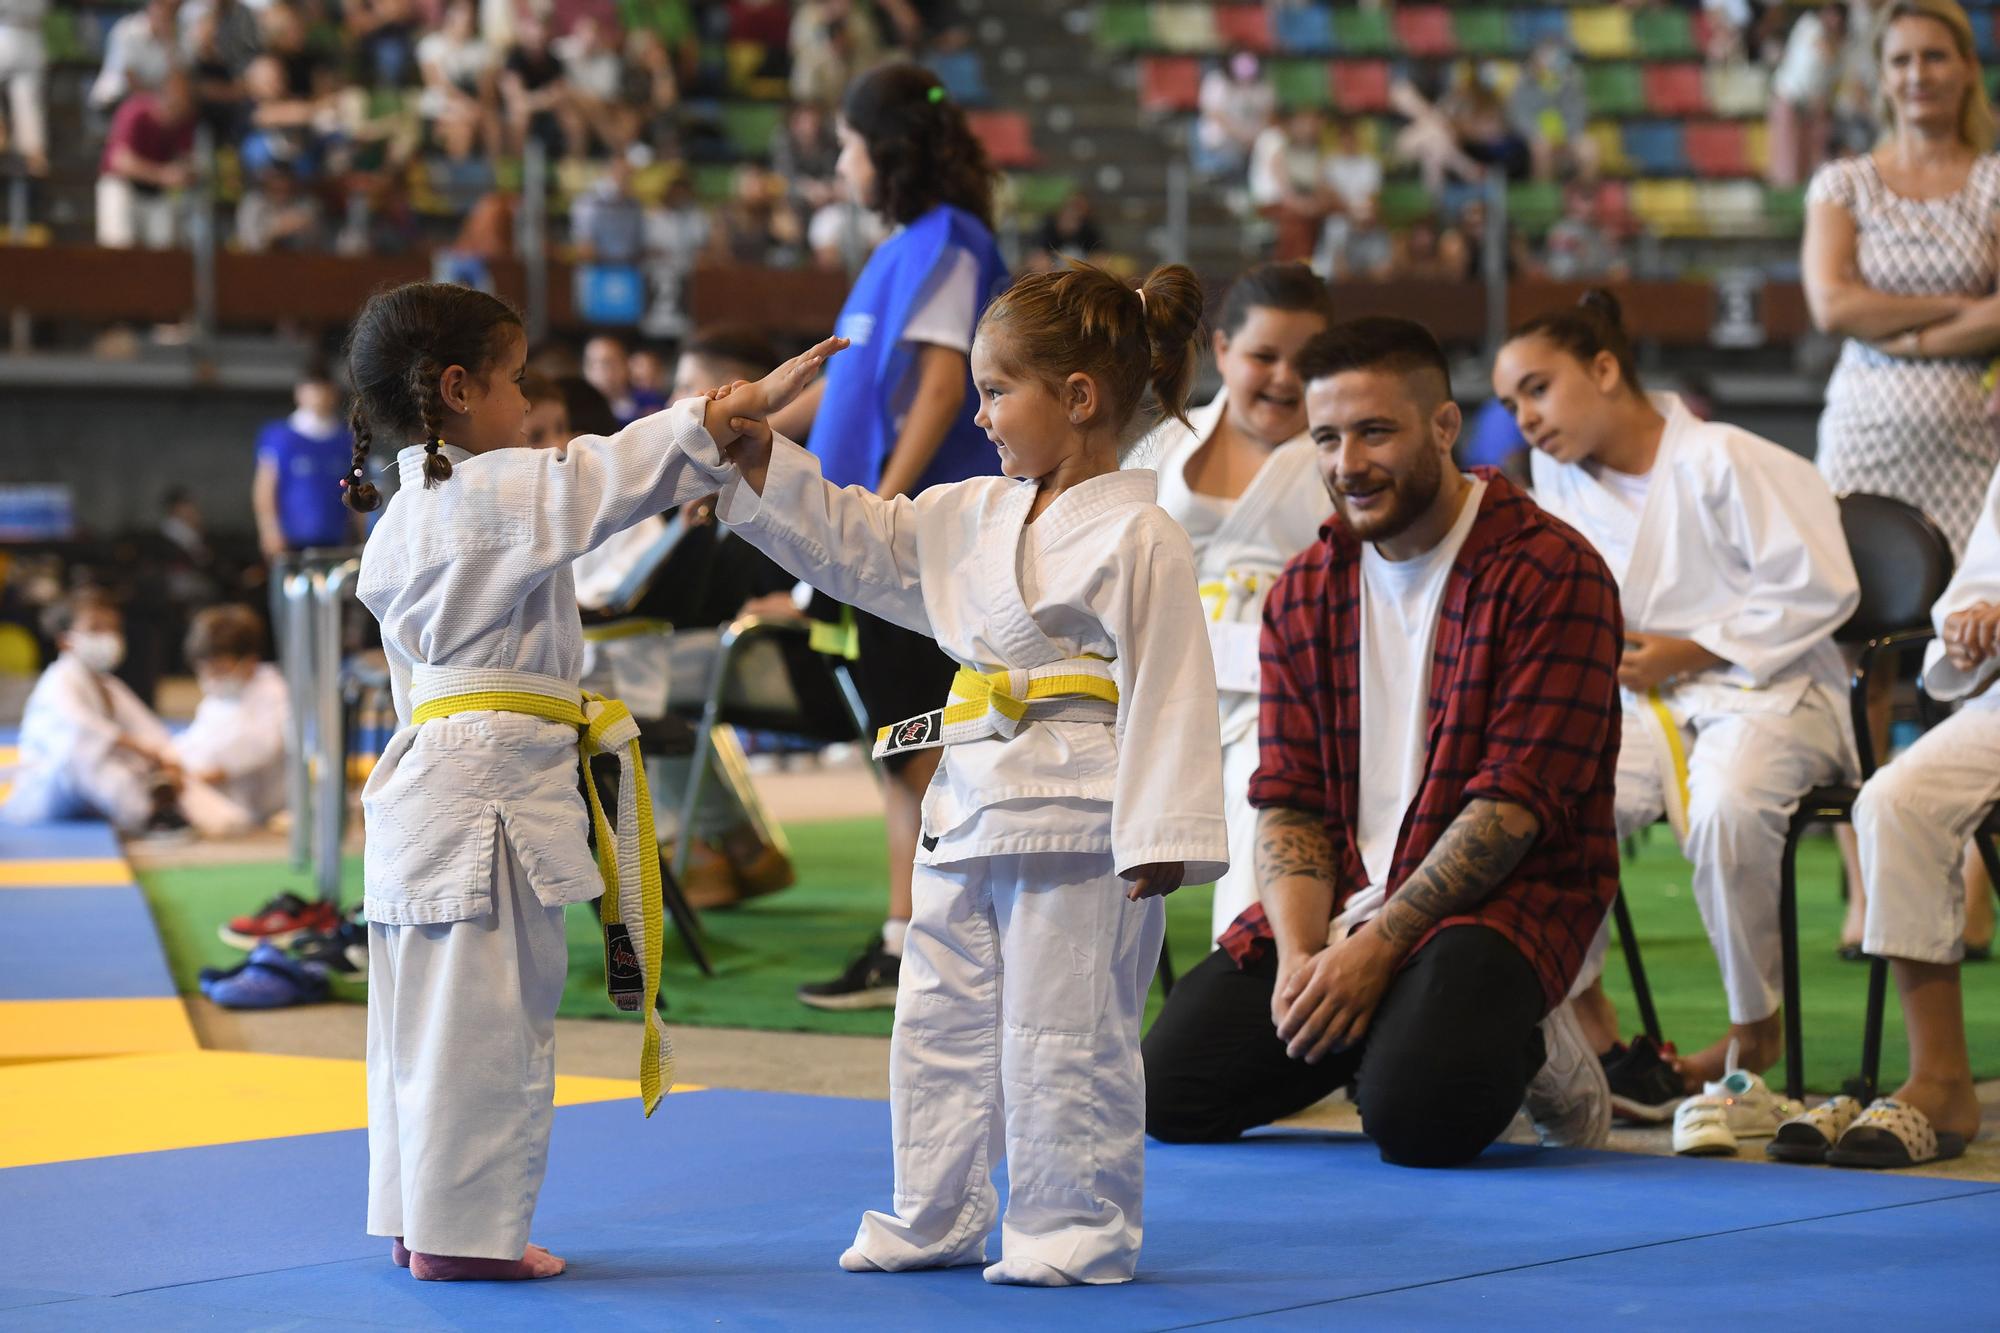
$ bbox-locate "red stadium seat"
[1139,56,1203,113]
[1330,61,1391,115]
[1212,5,1274,53]
[1393,6,1456,58]
[1594,180,1632,235]
[1642,63,1709,117]
[1684,121,1752,177]
[967,110,1038,168]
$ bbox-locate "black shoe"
[135,804,194,844]
[289,913,368,978]
[797,935,901,1011]
[1603,1034,1686,1124]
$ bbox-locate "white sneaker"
[1524,999,1612,1149]
[1672,1045,1803,1156]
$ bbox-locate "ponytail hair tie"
[1135,287,1147,311]
[927,85,946,104]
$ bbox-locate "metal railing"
[271,547,364,903]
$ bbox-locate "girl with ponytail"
[1492,289,1859,1106]
[696,260,1227,1286]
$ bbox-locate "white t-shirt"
[1344,478,1487,932]
[1583,463,1650,582]
[1249,127,1325,208]
[889,243,979,433]
[1324,152,1383,212]
[416,31,495,88]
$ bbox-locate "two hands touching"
[1943,600,2000,673]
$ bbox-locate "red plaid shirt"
[1219,471,1622,1010]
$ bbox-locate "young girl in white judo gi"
[1492,290,1860,1093]
[342,281,838,1281]
[1146,261,1332,944]
[171,604,290,833]
[701,261,1229,1286]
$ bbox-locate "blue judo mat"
[1,1089,1993,1330]
[0,886,174,1000]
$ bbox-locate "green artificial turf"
[134,821,2000,1091]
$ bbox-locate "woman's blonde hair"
[1876,0,1997,153]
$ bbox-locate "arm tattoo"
[1374,800,1539,954]
[1255,806,1337,891]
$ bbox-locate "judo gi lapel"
[982,479,1071,669]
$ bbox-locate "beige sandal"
[1767,1095,1863,1164]
[1826,1099,1968,1169]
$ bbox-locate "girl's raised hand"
[757,335,848,416]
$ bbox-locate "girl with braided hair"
[343,280,841,1281]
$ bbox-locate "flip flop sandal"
[1767,1095,1863,1163]
[1825,1098,1969,1169]
[1964,942,1993,963]
[1837,943,1868,963]
[201,942,331,1010]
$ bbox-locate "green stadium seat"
[1331,61,1392,115]
[720,102,784,159]
[1506,181,1564,234]
[1379,180,1434,226]
[1272,59,1331,111]
[1331,7,1396,55]
[1642,63,1709,117]
[1764,185,1808,229]
[1633,6,1697,58]
[1008,173,1077,216]
[41,6,84,62]
[1583,63,1648,118]
[1451,9,1514,57]
[1393,6,1455,58]
[693,163,737,205]
[1139,56,1203,113]
[1152,3,1220,53]
[1095,3,1152,50]
[1213,5,1273,53]
[1569,7,1636,60]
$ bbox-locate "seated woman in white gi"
[1493,290,1859,1092]
[1148,260,1333,944]
[171,603,290,834]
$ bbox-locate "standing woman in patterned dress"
[1804,0,2000,958]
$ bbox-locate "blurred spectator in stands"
[160,487,213,573]
[1457,195,1530,280]
[585,333,666,425]
[1323,118,1382,216]
[344,0,421,91]
[335,168,423,255]
[715,161,805,265]
[630,345,671,405]
[1833,0,1890,151]
[1251,106,1339,263]
[556,13,636,154]
[1540,182,1629,281]
[417,0,500,160]
[240,53,329,176]
[1455,81,1530,183]
[0,0,47,177]
[1317,196,1396,281]
[260,3,329,100]
[730,0,796,73]
[159,486,225,611]
[1509,38,1596,183]
[181,0,261,83]
[1192,48,1275,182]
[1397,214,1472,282]
[573,151,646,261]
[236,162,328,251]
[626,27,683,149]
[96,68,196,249]
[790,0,881,106]
[185,3,248,144]
[772,100,841,212]
[90,0,182,113]
[252,364,353,560]
[1770,4,1846,186]
[501,11,584,159]
[806,175,887,270]
[640,168,713,339]
[1391,68,1485,197]
[1030,189,1103,267]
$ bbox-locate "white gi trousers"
[851,851,1165,1284]
[1856,703,2000,965]
[1208,733,1262,944]
[365,824,569,1259]
[0,22,43,161]
[1603,688,1848,1024]
[0,750,248,837]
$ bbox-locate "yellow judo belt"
[581,617,672,644]
[1198,570,1263,623]
[873,657,1119,759]
[411,688,674,1117]
[1643,687,1693,846]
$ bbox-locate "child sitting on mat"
[171,604,290,835]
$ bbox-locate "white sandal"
[1766,1095,1862,1164]
[1825,1098,1969,1169]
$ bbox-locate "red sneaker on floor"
[218,893,341,951]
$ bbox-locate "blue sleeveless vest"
[813,205,1010,493]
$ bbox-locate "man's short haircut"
[1295,317,1453,406]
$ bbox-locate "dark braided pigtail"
[410,357,454,489]
[343,399,382,513]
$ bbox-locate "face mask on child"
[69,631,125,674]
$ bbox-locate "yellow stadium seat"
[1588,121,1632,177]
[1745,122,1772,174]
[1151,3,1219,53]
[0,624,37,677]
[1630,179,1700,236]
[1569,7,1636,60]
[1485,60,1523,100]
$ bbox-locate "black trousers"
[1142,924,1547,1168]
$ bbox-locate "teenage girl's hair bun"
[1137,264,1206,432]
[1577,287,1624,330]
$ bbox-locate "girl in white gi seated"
[1493,290,1861,1090]
[701,262,1229,1286]
[1821,463,2000,1166]
[170,604,291,833]
[340,280,840,1282]
[0,587,242,838]
[1146,261,1334,945]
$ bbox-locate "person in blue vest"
[252,363,359,560]
[766,61,1009,1010]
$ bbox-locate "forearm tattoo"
[1374,800,1539,954]
[1255,806,1337,891]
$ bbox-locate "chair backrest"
[1835,492,1954,642]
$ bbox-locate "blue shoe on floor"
[199,942,330,1009]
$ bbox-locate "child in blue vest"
[769,62,1012,1011]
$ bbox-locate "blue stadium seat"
[1622,122,1689,176]
[1511,8,1571,52]
[1273,4,1334,54]
[929,49,989,106]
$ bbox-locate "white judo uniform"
[0,655,241,836]
[574,513,674,717]
[712,427,1228,1284]
[1855,464,2000,964]
[171,662,291,832]
[1150,390,1329,943]
[355,403,733,1260]
[1533,394,1859,1025]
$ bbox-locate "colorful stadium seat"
[1272,4,1334,55]
[1588,121,1633,176]
[1633,6,1698,58]
[1139,56,1203,113]
[1696,181,1768,235]
[929,48,990,106]
[967,110,1037,168]
[1451,8,1515,57]
[1583,63,1648,118]
[1331,6,1397,55]
[1380,180,1435,226]
[1152,3,1220,54]
[1706,62,1771,117]
[1684,121,1751,177]
[1393,6,1456,58]
[1764,185,1807,231]
[1212,4,1273,54]
[1331,61,1392,115]
[1272,59,1331,111]
[1095,2,1151,50]
[1642,63,1709,117]
[1506,181,1565,233]
[1630,178,1700,235]
[1512,8,1571,53]
[1593,180,1633,234]
[1569,7,1636,60]
[1745,121,1772,175]
[720,102,784,160]
[1622,122,1690,176]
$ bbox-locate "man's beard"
[1330,444,1444,546]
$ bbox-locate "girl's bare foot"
[410,1243,566,1281]
[1673,1019,1782,1091]
[391,1237,410,1268]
